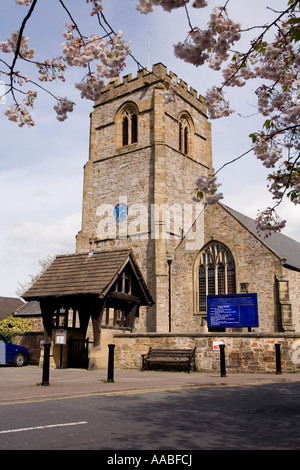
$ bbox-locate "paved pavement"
[1,365,300,404]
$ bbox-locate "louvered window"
[122,107,138,146]
[122,116,129,146]
[179,116,189,155]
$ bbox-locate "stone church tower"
[76,63,213,333]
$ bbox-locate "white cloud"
[0,213,81,297]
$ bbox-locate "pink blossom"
[75,74,104,101]
[36,58,66,83]
[86,0,103,16]
[205,86,234,119]
[194,175,223,205]
[159,77,179,103]
[53,97,74,121]
[15,0,32,5]
[192,0,207,7]
[0,31,35,59]
[22,90,37,107]
[255,208,286,237]
[136,0,189,14]
[4,104,35,127]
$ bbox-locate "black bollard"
[219,344,226,377]
[107,344,115,383]
[41,343,51,386]
[275,343,282,375]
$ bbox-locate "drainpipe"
[167,257,173,332]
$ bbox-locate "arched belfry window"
[179,115,191,155]
[122,106,138,146]
[198,242,236,312]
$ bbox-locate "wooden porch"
[22,250,154,368]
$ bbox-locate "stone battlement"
[96,62,206,110]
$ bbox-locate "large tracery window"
[122,106,138,146]
[198,242,236,312]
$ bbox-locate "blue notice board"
[207,293,259,328]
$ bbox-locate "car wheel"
[14,352,26,367]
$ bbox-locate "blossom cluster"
[0,31,35,59]
[2,2,132,128]
[22,89,37,107]
[75,73,104,101]
[36,57,66,82]
[159,77,179,103]
[253,134,283,169]
[62,26,130,70]
[86,0,103,16]
[193,175,223,205]
[268,159,300,205]
[136,0,189,14]
[174,7,241,69]
[53,97,75,122]
[136,0,207,14]
[255,207,286,238]
[62,26,131,100]
[4,103,35,127]
[205,86,234,119]
[15,0,32,5]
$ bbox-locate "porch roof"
[22,249,154,306]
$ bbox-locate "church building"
[23,63,300,372]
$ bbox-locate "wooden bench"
[141,347,196,373]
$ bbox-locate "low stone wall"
[14,331,44,365]
[111,332,300,374]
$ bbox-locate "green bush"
[0,316,31,342]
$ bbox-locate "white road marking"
[0,421,88,434]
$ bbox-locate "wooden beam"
[91,298,106,348]
[107,291,141,303]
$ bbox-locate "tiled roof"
[0,297,24,321]
[22,250,154,305]
[14,300,41,317]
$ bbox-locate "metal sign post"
[55,329,67,369]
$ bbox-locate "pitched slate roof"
[0,297,24,321]
[22,250,154,305]
[222,204,300,271]
[14,300,41,317]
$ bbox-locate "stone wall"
[170,203,289,333]
[111,332,300,374]
[14,331,44,365]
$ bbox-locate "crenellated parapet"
[95,62,207,115]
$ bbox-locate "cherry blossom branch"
[10,0,37,74]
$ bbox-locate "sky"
[0,0,299,298]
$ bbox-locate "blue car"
[0,333,30,366]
